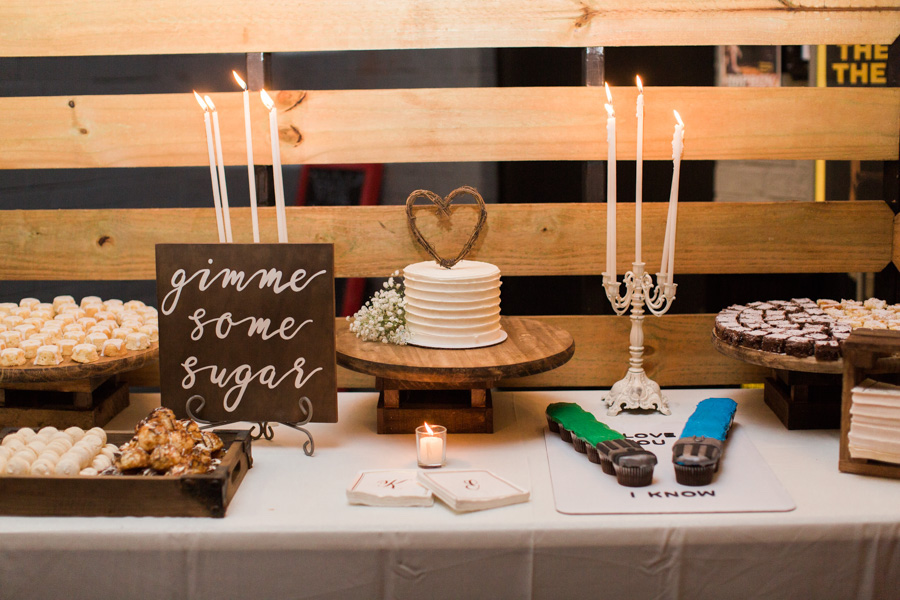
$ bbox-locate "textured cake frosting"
[403,260,506,349]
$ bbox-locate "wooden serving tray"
[0,429,252,518]
[711,331,842,375]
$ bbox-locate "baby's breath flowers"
[347,271,410,345]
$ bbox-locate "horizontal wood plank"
[0,202,891,280]
[121,314,769,389]
[2,1,898,56]
[1,88,896,170]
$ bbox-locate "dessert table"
[1,388,898,600]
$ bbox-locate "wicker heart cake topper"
[405,186,487,269]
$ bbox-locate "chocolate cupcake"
[596,439,658,487]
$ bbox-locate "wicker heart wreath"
[405,186,487,269]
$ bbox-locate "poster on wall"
[818,44,891,202]
[155,243,338,425]
[717,46,781,87]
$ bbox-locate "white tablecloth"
[1,389,898,600]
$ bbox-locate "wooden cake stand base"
[0,345,158,429]
[337,317,574,434]
[711,333,842,429]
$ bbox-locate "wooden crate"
[840,330,900,480]
[0,430,253,517]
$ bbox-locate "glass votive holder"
[415,424,447,468]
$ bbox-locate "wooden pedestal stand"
[0,345,158,429]
[712,333,842,429]
[337,317,574,434]
[839,329,900,479]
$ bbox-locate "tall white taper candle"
[635,76,644,264]
[233,71,260,243]
[661,110,685,280]
[204,95,233,243]
[604,83,617,277]
[260,89,288,243]
[194,91,226,243]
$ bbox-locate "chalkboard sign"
[155,244,338,424]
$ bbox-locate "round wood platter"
[711,332,842,375]
[336,317,574,385]
[0,343,159,385]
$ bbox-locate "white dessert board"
[417,469,530,512]
[545,415,795,515]
[347,470,433,507]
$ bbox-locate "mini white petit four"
[86,332,108,349]
[111,327,133,341]
[58,339,77,357]
[125,332,151,351]
[19,297,40,310]
[0,331,22,348]
[71,343,99,364]
[101,338,124,357]
[19,339,41,359]
[53,295,76,311]
[33,344,63,366]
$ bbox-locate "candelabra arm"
[644,273,677,316]
[603,272,634,315]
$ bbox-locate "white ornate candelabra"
[602,263,676,416]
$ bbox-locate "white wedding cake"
[403,260,506,349]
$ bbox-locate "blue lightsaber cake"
[672,397,738,486]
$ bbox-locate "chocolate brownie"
[785,336,814,357]
[814,340,841,361]
[761,332,789,353]
[740,329,767,349]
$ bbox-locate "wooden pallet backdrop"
[1,0,898,391]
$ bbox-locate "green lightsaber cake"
[546,402,657,487]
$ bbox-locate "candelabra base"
[605,369,671,416]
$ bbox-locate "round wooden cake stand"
[711,332,842,430]
[337,317,574,433]
[710,333,841,375]
[0,344,159,429]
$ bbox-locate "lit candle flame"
[193,91,209,111]
[604,81,613,104]
[674,109,684,127]
[260,89,275,111]
[636,75,643,94]
[424,422,434,435]
[203,95,217,112]
[605,103,615,118]
[233,70,248,91]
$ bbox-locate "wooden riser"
[377,390,493,434]
[0,379,130,429]
[764,375,842,431]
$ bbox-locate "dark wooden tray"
[0,429,252,518]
